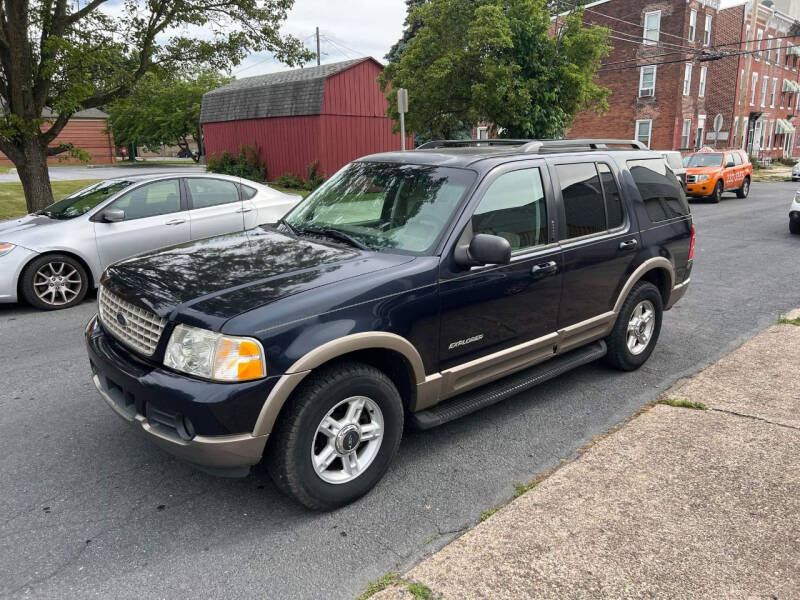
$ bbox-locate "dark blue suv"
[85,139,693,509]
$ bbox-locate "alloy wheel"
[311,395,384,484]
[626,299,656,356]
[32,261,82,306]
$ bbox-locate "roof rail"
[416,138,647,152]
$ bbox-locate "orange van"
[684,148,752,202]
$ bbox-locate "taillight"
[688,225,695,260]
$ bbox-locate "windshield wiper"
[277,217,298,235]
[296,226,370,250]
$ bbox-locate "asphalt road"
[1,182,798,599]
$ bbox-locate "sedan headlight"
[0,242,15,257]
[696,174,710,182]
[164,324,266,381]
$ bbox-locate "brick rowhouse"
[566,0,800,158]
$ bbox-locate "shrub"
[206,144,266,182]
[778,156,797,167]
[274,172,305,189]
[303,160,325,191]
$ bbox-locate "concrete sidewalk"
[371,311,800,600]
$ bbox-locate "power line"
[584,6,696,46]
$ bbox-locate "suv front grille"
[98,286,166,357]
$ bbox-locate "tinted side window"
[110,180,181,220]
[598,163,624,229]
[187,178,240,209]
[557,163,605,239]
[627,158,689,222]
[241,185,258,199]
[732,152,742,166]
[472,168,547,251]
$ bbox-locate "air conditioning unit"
[640,88,654,98]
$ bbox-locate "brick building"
[567,0,800,159]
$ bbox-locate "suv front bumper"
[85,315,272,476]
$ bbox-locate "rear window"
[662,152,683,171]
[627,159,689,223]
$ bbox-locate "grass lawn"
[269,185,310,198]
[0,179,100,220]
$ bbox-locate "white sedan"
[790,189,800,234]
[0,173,301,309]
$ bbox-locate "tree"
[379,0,611,141]
[384,0,427,63]
[108,71,229,163]
[0,1,313,213]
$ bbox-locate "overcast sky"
[228,0,408,78]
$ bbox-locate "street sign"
[397,88,409,150]
[714,114,724,133]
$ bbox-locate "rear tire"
[735,177,750,198]
[790,219,800,235]
[710,180,723,203]
[20,254,88,310]
[604,281,663,371]
[266,360,404,510]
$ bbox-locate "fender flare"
[612,257,675,315]
[252,332,427,437]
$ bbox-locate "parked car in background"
[790,190,800,234]
[791,163,800,182]
[86,138,693,510]
[659,151,686,189]
[684,148,752,202]
[0,174,300,310]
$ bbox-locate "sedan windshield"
[684,153,723,168]
[283,162,476,253]
[41,180,133,219]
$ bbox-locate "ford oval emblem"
[116,312,128,327]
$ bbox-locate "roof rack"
[416,138,647,152]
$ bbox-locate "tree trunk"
[17,140,55,213]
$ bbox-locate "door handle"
[165,218,186,226]
[619,239,638,250]
[530,261,558,279]
[236,207,254,213]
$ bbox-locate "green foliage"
[406,583,433,599]
[303,160,325,191]
[109,71,230,161]
[274,172,306,189]
[356,573,399,600]
[379,0,611,140]
[777,157,797,166]
[480,506,501,521]
[658,398,707,410]
[778,316,800,326]
[206,145,267,182]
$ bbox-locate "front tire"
[604,281,663,371]
[20,254,88,310]
[735,177,750,198]
[266,360,404,510]
[790,219,800,235]
[710,180,723,203]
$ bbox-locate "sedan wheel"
[21,254,88,310]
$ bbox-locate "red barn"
[200,58,412,180]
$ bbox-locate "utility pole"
[316,27,321,66]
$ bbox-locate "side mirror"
[102,208,125,223]
[456,233,511,267]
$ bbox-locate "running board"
[409,340,607,430]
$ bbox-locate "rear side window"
[187,178,240,209]
[627,158,689,222]
[557,163,605,238]
[732,152,742,166]
[241,185,258,199]
[472,168,547,251]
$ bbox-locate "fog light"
[179,415,196,441]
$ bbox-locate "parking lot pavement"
[1,182,799,599]
[0,164,205,183]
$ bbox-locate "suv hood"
[685,166,722,175]
[103,227,416,325]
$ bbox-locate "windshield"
[283,162,476,254]
[684,153,723,168]
[42,180,133,219]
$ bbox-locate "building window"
[696,115,706,148]
[704,14,712,46]
[741,117,749,150]
[635,119,653,148]
[698,66,707,97]
[689,10,697,42]
[766,37,773,62]
[771,77,778,107]
[639,65,657,97]
[476,126,489,140]
[733,116,739,146]
[746,25,751,50]
[644,11,661,45]
[756,29,763,59]
[750,72,758,105]
[683,63,693,96]
[681,119,692,149]
[761,76,769,107]
[776,42,781,65]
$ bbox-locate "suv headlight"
[696,174,710,182]
[0,242,15,257]
[164,324,266,381]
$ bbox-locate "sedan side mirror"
[102,208,125,223]
[455,233,511,267]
